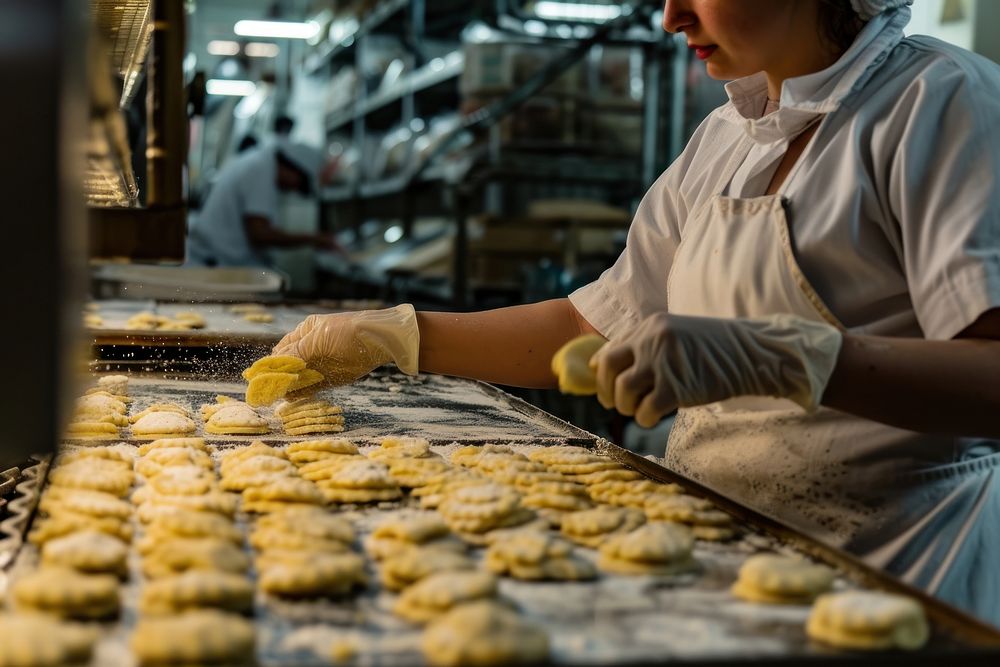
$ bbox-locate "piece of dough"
[597,523,697,576]
[0,614,98,667]
[381,547,475,591]
[588,479,683,508]
[246,371,298,407]
[136,491,239,518]
[138,437,209,456]
[551,333,606,395]
[258,552,366,597]
[242,355,306,380]
[39,487,132,520]
[284,422,345,436]
[131,411,197,437]
[559,506,646,548]
[13,568,120,618]
[287,368,325,392]
[47,460,134,497]
[28,512,133,545]
[393,571,498,624]
[484,531,596,581]
[731,554,834,604]
[140,570,254,615]
[806,591,929,650]
[130,610,255,664]
[242,477,324,504]
[421,601,549,667]
[141,538,250,579]
[255,506,355,542]
[41,530,128,576]
[141,508,243,546]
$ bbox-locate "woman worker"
[276,0,1000,623]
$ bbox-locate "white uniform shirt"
[187,147,279,267]
[571,8,1000,343]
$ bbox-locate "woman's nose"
[662,0,695,34]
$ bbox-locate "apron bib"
[661,135,1000,625]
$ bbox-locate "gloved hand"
[272,304,419,385]
[591,313,843,428]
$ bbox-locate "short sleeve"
[569,163,685,339]
[239,155,279,221]
[889,55,1000,340]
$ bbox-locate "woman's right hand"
[272,304,420,386]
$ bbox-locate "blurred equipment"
[88,0,188,262]
[0,0,88,469]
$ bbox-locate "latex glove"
[591,313,843,428]
[272,304,419,385]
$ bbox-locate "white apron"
[663,133,1000,625]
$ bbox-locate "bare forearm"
[417,298,599,388]
[822,334,1000,438]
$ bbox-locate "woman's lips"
[691,45,717,60]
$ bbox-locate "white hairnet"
[850,0,913,20]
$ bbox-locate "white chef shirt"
[187,146,279,267]
[571,7,1000,342]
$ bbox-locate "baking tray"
[8,372,1000,665]
[85,299,384,351]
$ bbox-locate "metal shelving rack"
[305,1,686,307]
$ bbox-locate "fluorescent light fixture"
[533,2,622,21]
[234,19,320,39]
[206,79,256,96]
[207,39,240,56]
[245,42,279,57]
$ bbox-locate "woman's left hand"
[590,312,843,428]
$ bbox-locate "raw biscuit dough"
[560,506,646,548]
[484,531,596,581]
[732,554,835,604]
[141,538,250,579]
[597,523,697,576]
[41,530,128,576]
[130,610,255,664]
[0,613,98,667]
[393,571,498,624]
[550,333,605,395]
[421,601,549,667]
[381,547,474,591]
[140,570,254,615]
[131,411,197,437]
[258,552,366,597]
[806,591,929,650]
[246,371,299,407]
[13,568,120,618]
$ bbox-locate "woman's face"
[663,0,823,81]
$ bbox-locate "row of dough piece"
[64,383,345,440]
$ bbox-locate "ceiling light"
[206,79,256,96]
[207,40,240,56]
[533,2,622,21]
[245,42,279,57]
[234,19,320,39]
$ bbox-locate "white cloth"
[571,7,1000,343]
[186,147,279,267]
[851,0,912,20]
